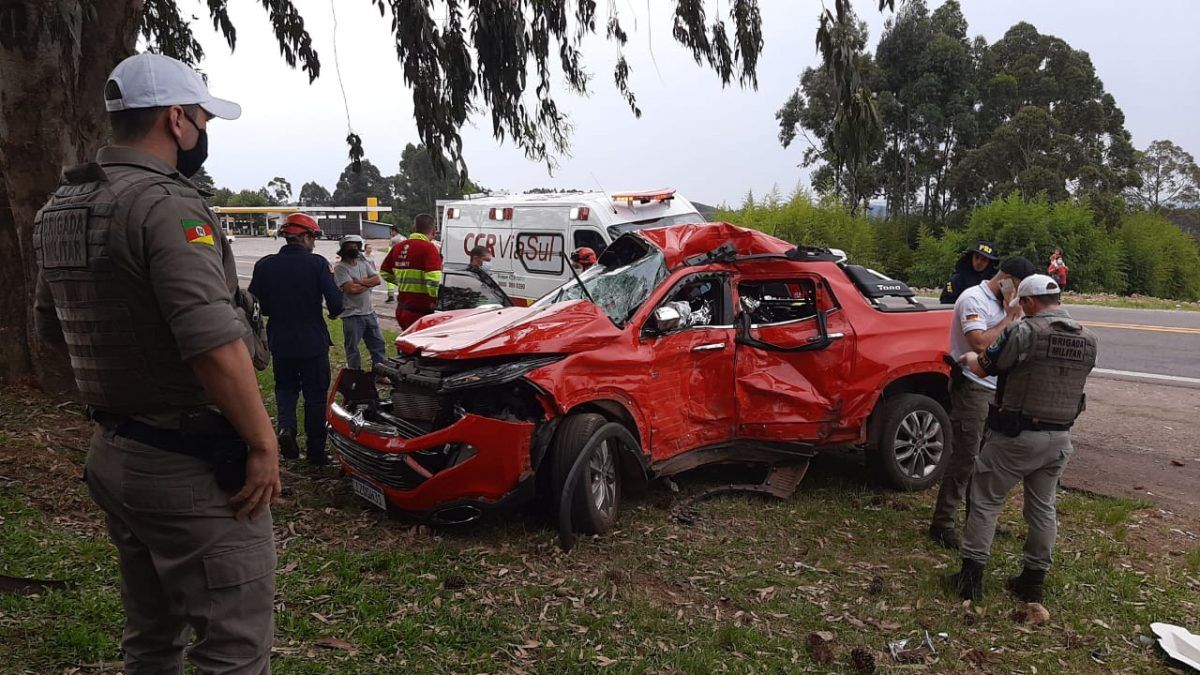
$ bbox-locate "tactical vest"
[33,162,216,414]
[996,314,1098,425]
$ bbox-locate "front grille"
[331,434,427,491]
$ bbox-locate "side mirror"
[651,305,683,333]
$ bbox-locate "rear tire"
[549,413,621,535]
[869,393,952,491]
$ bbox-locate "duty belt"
[91,410,248,492]
[987,405,1073,436]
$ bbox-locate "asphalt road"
[232,238,1200,385]
[914,296,1200,384]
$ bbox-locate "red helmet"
[280,213,321,237]
[571,247,597,266]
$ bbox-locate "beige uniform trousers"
[960,429,1073,571]
[84,426,276,674]
[931,377,993,529]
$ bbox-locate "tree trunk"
[0,0,142,388]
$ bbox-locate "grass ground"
[1,322,1197,673]
[1056,292,1200,312]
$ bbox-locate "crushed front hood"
[396,300,623,359]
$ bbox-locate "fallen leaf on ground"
[314,637,357,654]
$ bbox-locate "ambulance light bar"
[611,189,676,205]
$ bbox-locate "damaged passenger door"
[733,276,856,443]
[640,273,736,459]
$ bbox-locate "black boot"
[928,525,960,550]
[943,559,985,601]
[278,429,300,460]
[1005,568,1045,603]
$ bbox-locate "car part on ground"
[676,460,812,507]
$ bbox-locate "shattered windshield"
[534,244,668,327]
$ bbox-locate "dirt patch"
[1067,377,1200,519]
[0,387,100,534]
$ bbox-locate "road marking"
[1093,368,1200,387]
[1080,321,1200,335]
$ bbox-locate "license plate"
[351,476,387,511]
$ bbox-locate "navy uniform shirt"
[939,254,996,304]
[249,243,344,359]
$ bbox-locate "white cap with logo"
[1018,274,1061,298]
[105,53,241,120]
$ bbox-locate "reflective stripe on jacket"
[381,233,442,313]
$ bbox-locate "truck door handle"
[806,332,846,344]
[692,342,726,352]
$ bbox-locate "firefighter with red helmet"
[381,213,443,329]
[249,212,344,464]
[571,247,597,271]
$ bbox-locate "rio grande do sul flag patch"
[181,218,215,246]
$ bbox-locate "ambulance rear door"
[505,205,573,304]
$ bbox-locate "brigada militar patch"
[182,219,215,245]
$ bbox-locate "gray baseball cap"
[105,53,241,120]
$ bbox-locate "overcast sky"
[191,0,1200,207]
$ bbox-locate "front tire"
[549,413,621,534]
[869,393,952,491]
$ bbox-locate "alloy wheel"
[893,410,945,480]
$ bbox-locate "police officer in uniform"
[946,274,1098,602]
[940,241,1000,304]
[33,54,279,672]
[249,213,343,465]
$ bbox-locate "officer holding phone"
[929,256,1037,550]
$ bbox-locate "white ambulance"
[438,189,703,304]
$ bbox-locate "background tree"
[267,176,293,205]
[208,187,236,208]
[393,144,476,224]
[777,12,882,212]
[298,181,333,207]
[786,6,1135,224]
[191,167,217,193]
[332,160,392,207]
[1126,140,1200,212]
[952,22,1137,216]
[0,0,764,385]
[873,0,976,220]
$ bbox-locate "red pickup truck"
[327,223,954,535]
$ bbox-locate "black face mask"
[176,111,208,178]
[341,248,360,259]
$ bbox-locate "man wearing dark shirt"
[250,213,344,465]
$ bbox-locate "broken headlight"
[439,356,564,392]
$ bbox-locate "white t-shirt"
[389,233,405,247]
[950,281,1005,389]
